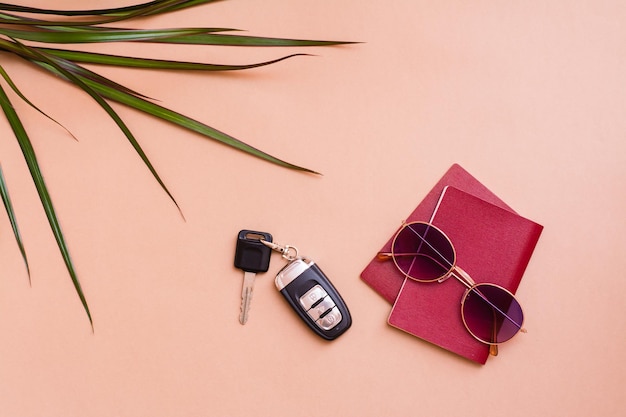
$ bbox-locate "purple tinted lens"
[392,223,455,281]
[462,284,523,344]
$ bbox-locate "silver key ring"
[261,240,299,261]
[281,245,299,261]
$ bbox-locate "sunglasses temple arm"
[490,310,499,356]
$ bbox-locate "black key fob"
[275,258,351,340]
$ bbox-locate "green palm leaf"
[84,76,320,174]
[0,27,214,43]
[0,0,218,18]
[0,82,92,327]
[28,54,317,174]
[0,164,30,282]
[17,40,184,213]
[0,0,219,25]
[39,47,310,72]
[0,61,76,138]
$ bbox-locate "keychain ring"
[282,245,299,261]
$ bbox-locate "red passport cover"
[360,165,543,364]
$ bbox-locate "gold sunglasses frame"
[380,221,526,355]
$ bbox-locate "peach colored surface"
[1,1,625,416]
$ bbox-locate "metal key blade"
[239,271,256,324]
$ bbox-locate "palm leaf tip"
[0,80,92,326]
[0,164,31,282]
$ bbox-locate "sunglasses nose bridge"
[450,266,476,288]
[439,264,475,288]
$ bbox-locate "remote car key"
[274,258,351,340]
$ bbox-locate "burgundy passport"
[360,164,543,364]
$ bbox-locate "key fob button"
[299,285,328,310]
[306,297,335,321]
[317,307,342,330]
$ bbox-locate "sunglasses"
[379,221,526,356]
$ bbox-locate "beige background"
[1,1,624,416]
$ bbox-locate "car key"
[275,258,351,340]
[234,230,272,324]
[262,240,351,340]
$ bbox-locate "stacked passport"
[361,164,543,364]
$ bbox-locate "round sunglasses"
[379,221,526,355]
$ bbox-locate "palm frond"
[0,0,352,326]
[15,39,184,213]
[0,164,30,282]
[0,81,92,327]
[0,0,220,18]
[0,27,214,43]
[39,48,310,72]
